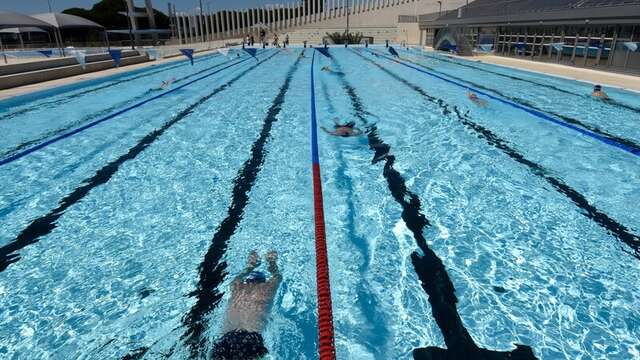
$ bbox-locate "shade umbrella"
[0,11,55,62]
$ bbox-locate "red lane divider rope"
[310,50,337,360]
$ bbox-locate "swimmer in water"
[211,250,281,359]
[467,92,488,108]
[153,77,176,91]
[320,66,345,76]
[591,84,609,100]
[321,119,362,137]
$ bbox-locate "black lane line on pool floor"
[374,50,640,153]
[180,51,303,357]
[329,50,536,360]
[355,50,640,261]
[121,347,149,360]
[0,51,280,274]
[1,55,242,159]
[408,49,640,116]
[0,53,222,122]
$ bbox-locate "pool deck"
[0,48,221,102]
[3,45,639,102]
[450,53,640,93]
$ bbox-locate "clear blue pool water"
[0,47,639,359]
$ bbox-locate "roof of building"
[421,0,640,27]
[418,12,443,23]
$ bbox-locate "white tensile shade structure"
[32,13,107,50]
[0,27,49,48]
[31,13,104,31]
[0,11,55,63]
[0,11,54,30]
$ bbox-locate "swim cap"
[594,85,602,91]
[245,271,266,284]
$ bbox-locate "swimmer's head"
[244,271,266,284]
[594,85,602,92]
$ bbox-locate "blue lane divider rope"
[0,52,261,167]
[374,51,640,158]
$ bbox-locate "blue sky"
[3,1,289,14]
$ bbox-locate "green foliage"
[61,0,169,30]
[325,31,364,44]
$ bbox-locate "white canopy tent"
[32,13,104,30]
[0,11,55,63]
[32,13,108,51]
[0,27,50,48]
[0,26,48,33]
[0,11,53,29]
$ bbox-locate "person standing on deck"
[260,29,266,44]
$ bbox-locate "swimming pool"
[0,46,639,359]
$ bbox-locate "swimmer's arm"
[352,128,363,136]
[320,126,336,136]
[266,252,282,284]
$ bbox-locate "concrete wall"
[283,1,467,45]
[0,51,141,76]
[0,54,150,90]
[286,25,398,44]
[310,0,466,28]
[280,0,467,45]
[397,22,421,44]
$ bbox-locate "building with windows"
[419,0,640,73]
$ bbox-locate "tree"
[326,31,363,44]
[62,0,169,30]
